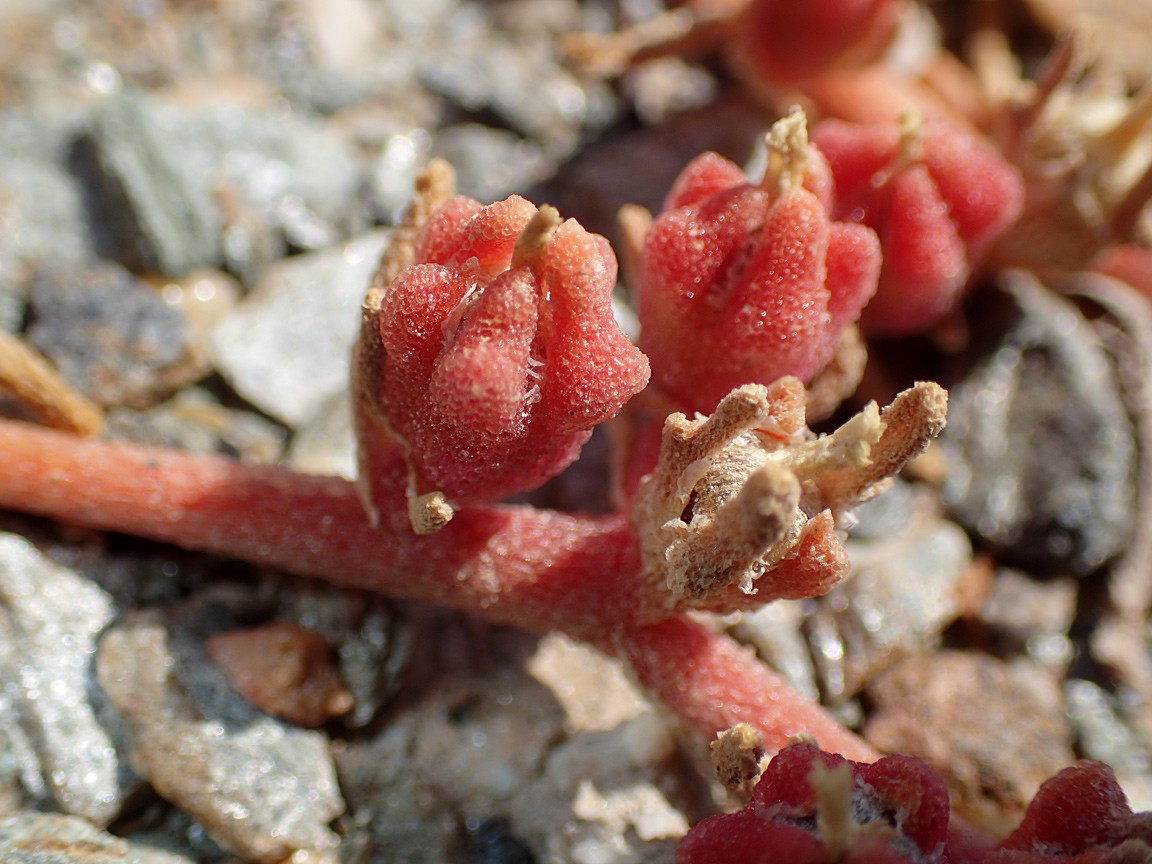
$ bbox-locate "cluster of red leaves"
[372,193,648,504]
[681,744,1152,864]
[636,120,880,413]
[812,117,1024,336]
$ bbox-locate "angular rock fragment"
[76,92,221,277]
[0,812,194,864]
[0,533,127,825]
[210,231,388,427]
[863,651,1075,837]
[940,271,1136,574]
[27,263,207,409]
[804,486,971,702]
[96,608,343,863]
[206,621,354,728]
[0,103,96,332]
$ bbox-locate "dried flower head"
[632,377,947,613]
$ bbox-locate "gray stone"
[0,533,127,825]
[0,160,95,333]
[0,106,97,332]
[369,129,433,225]
[209,230,388,427]
[105,388,287,466]
[419,10,600,158]
[979,568,1077,660]
[153,102,361,245]
[96,606,343,863]
[77,92,222,277]
[285,391,357,481]
[941,271,1136,574]
[537,96,768,240]
[806,489,972,703]
[27,262,207,409]
[335,724,460,864]
[0,812,194,864]
[431,124,553,203]
[379,0,459,38]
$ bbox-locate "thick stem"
[0,419,637,641]
[621,615,877,763]
[0,418,882,766]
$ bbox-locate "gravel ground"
[1,1,1152,862]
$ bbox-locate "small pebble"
[209,231,388,427]
[27,262,207,408]
[0,812,195,864]
[206,621,354,728]
[96,608,344,862]
[864,651,1074,838]
[0,533,127,825]
[941,272,1136,574]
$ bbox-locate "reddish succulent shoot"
[678,741,952,864]
[680,741,1152,863]
[733,0,903,88]
[634,108,881,415]
[0,137,956,859]
[990,761,1148,862]
[812,112,1025,336]
[356,160,649,532]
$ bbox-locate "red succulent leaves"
[680,746,1152,864]
[678,743,951,864]
[986,761,1152,863]
[635,115,881,414]
[734,0,903,87]
[812,116,1025,336]
[374,191,649,508]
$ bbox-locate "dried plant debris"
[710,722,766,797]
[633,377,947,611]
[940,269,1135,575]
[1022,0,1152,85]
[994,32,1152,269]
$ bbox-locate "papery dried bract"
[632,377,948,613]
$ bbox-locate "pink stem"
[0,419,635,640]
[0,418,881,763]
[621,616,878,762]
